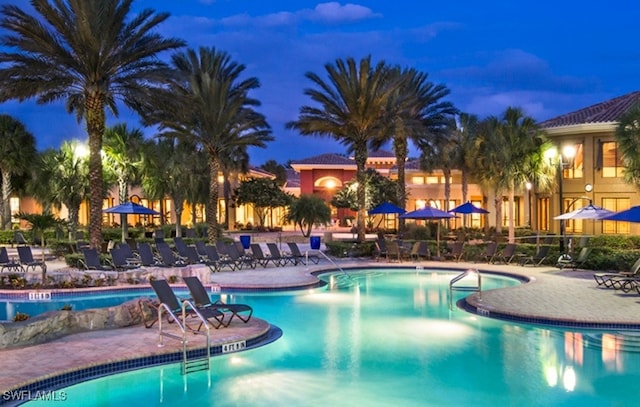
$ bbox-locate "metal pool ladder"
[156,300,211,375]
[449,268,481,310]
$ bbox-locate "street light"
[545,145,576,253]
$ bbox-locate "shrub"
[13,312,29,322]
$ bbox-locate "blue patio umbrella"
[449,201,489,215]
[602,206,640,222]
[368,202,406,215]
[400,206,455,257]
[103,202,160,241]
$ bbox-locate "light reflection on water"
[24,269,640,406]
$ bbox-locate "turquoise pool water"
[23,269,640,406]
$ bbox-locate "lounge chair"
[444,242,465,262]
[17,246,46,273]
[410,241,430,261]
[519,245,551,266]
[226,243,256,269]
[475,241,498,263]
[386,240,403,262]
[373,239,387,261]
[287,242,319,264]
[0,247,23,272]
[204,245,237,271]
[80,248,115,271]
[183,246,219,273]
[173,237,191,260]
[249,243,272,267]
[267,243,296,266]
[183,276,253,325]
[149,279,225,330]
[556,247,591,270]
[494,243,517,264]
[594,257,640,289]
[137,242,163,267]
[156,243,188,267]
[110,247,141,271]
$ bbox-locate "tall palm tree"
[0,115,36,229]
[452,113,480,203]
[151,47,272,243]
[34,142,90,240]
[474,108,545,242]
[372,67,456,229]
[220,146,249,229]
[0,0,184,248]
[103,123,146,239]
[287,56,397,242]
[616,106,640,188]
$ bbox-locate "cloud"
[303,2,382,23]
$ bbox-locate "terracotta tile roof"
[248,166,274,178]
[368,149,395,158]
[540,91,640,128]
[290,153,354,166]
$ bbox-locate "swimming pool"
[22,269,640,406]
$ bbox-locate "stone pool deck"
[2,256,640,398]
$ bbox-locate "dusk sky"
[1,0,640,165]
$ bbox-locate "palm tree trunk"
[508,188,515,243]
[1,171,11,229]
[85,95,106,250]
[68,205,79,241]
[461,170,468,203]
[394,135,408,234]
[494,190,503,236]
[354,144,368,243]
[206,152,220,243]
[443,167,452,230]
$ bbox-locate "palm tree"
[220,146,249,229]
[452,113,480,203]
[371,67,456,230]
[616,106,640,188]
[0,115,36,229]
[34,142,90,240]
[16,212,65,284]
[103,123,146,239]
[287,56,398,242]
[287,194,332,237]
[0,0,184,249]
[474,108,545,242]
[151,47,272,243]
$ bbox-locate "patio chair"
[386,240,403,262]
[194,241,209,258]
[444,242,465,262]
[110,247,141,271]
[494,243,517,264]
[475,241,498,263]
[80,248,115,271]
[183,246,219,273]
[410,241,430,262]
[204,245,237,271]
[13,231,28,246]
[556,247,592,270]
[149,279,225,331]
[156,243,188,267]
[287,242,320,265]
[226,243,256,269]
[373,239,387,261]
[137,242,163,267]
[267,243,296,266]
[594,257,640,288]
[249,243,272,267]
[0,247,23,272]
[173,237,191,260]
[17,246,46,273]
[183,276,253,325]
[519,245,551,267]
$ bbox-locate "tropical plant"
[34,141,90,239]
[287,56,398,242]
[234,178,292,229]
[371,67,457,231]
[287,194,332,237]
[260,160,288,186]
[0,0,184,248]
[0,115,36,229]
[220,146,249,229]
[103,123,146,238]
[616,105,640,188]
[330,168,398,211]
[150,47,272,242]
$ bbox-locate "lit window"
[426,176,439,184]
[563,143,583,179]
[601,142,624,178]
[602,198,630,234]
[411,176,424,185]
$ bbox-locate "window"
[563,143,583,179]
[411,176,425,185]
[564,199,583,234]
[602,198,630,234]
[426,176,439,184]
[538,197,550,231]
[601,141,624,178]
[10,197,19,223]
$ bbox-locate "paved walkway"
[2,255,640,396]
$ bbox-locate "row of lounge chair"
[0,246,46,273]
[593,257,640,293]
[79,239,321,273]
[149,276,253,330]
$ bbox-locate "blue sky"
[2,0,640,165]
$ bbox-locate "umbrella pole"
[436,222,441,258]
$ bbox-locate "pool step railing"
[449,269,481,310]
[156,300,211,375]
[306,249,356,289]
